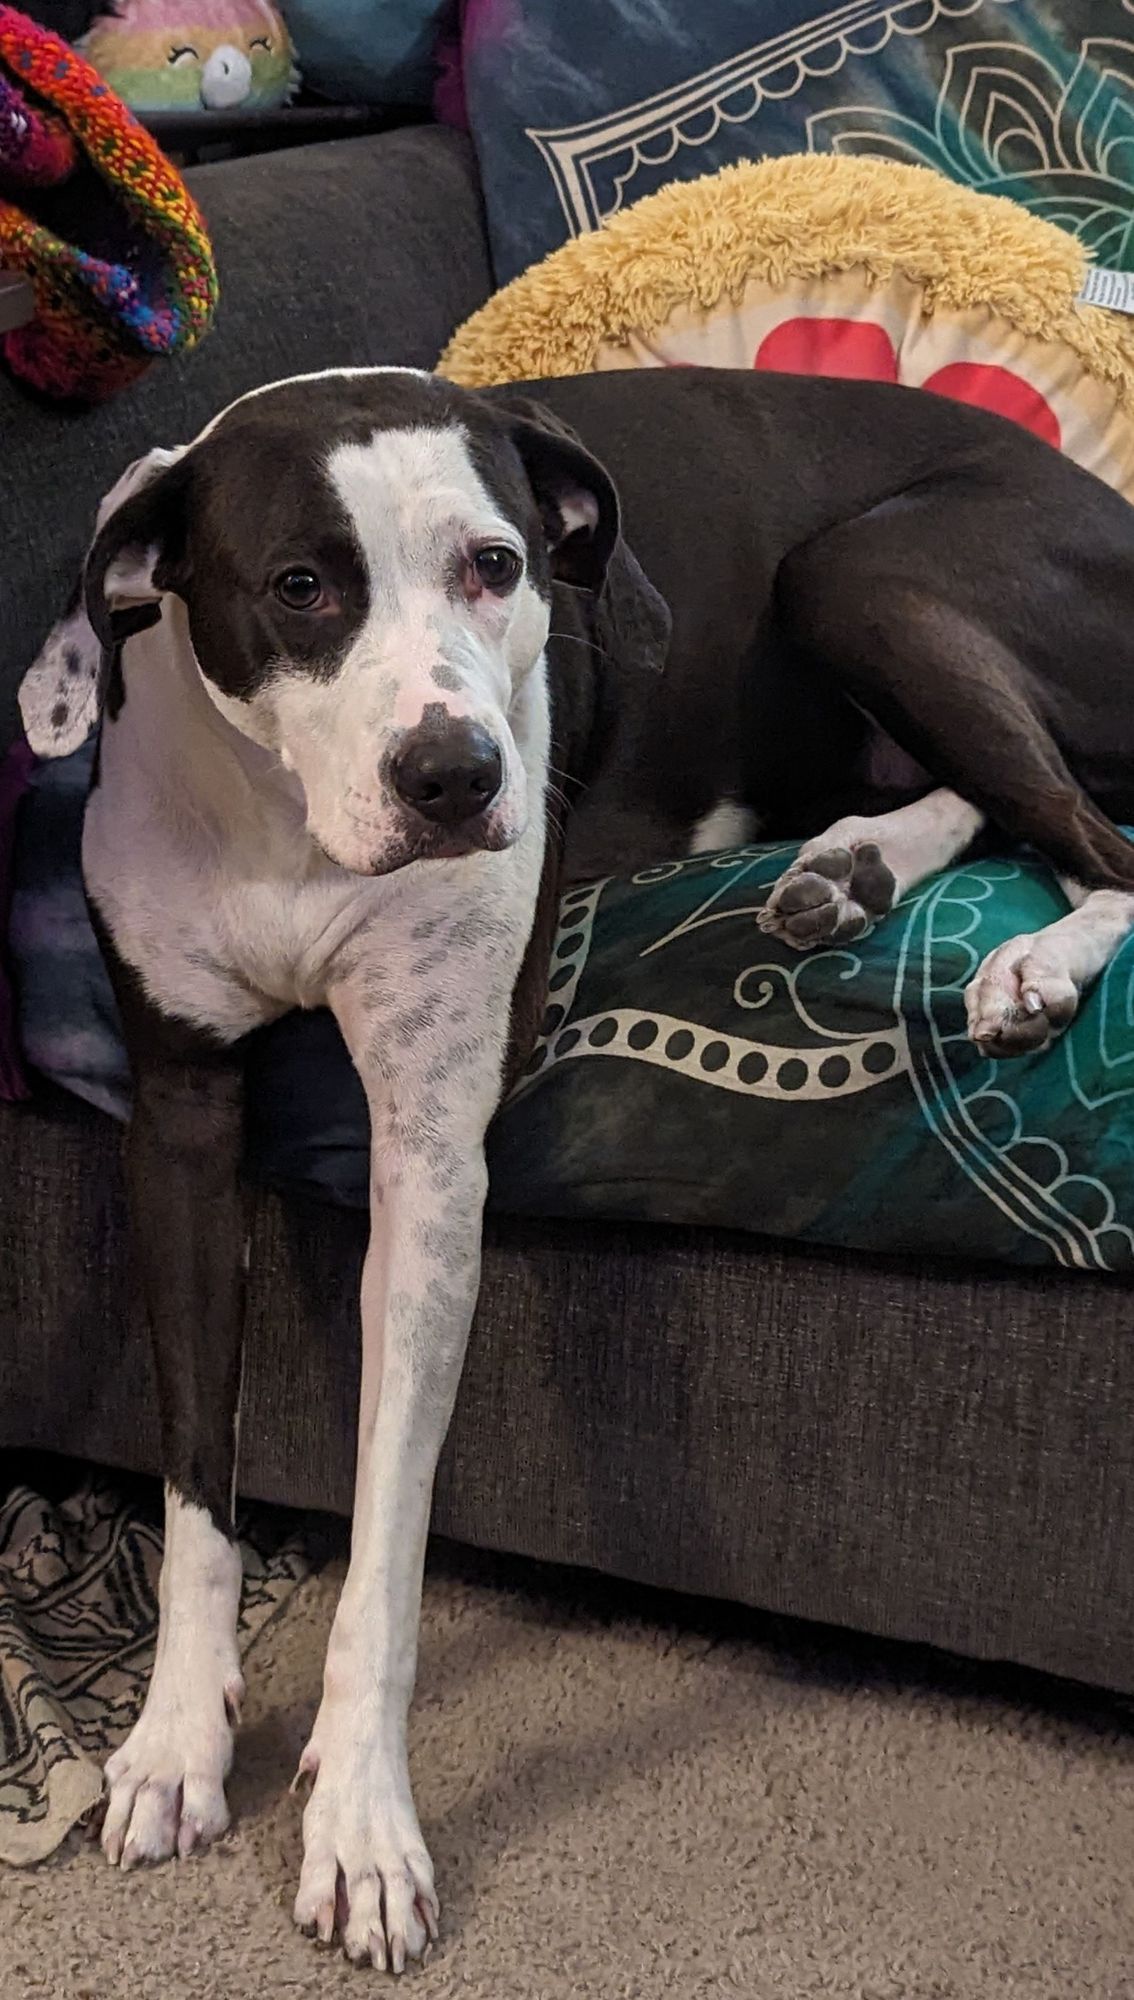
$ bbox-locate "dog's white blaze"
[229,424,547,876]
[101,1489,243,1868]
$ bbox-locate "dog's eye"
[167,44,199,64]
[273,568,324,612]
[472,545,521,592]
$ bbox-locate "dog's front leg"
[293,970,508,1971]
[759,790,986,948]
[97,979,248,1869]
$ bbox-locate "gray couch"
[3,127,1131,1696]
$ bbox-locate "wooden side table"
[0,268,33,334]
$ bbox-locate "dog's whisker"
[546,626,608,661]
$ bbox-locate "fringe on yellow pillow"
[439,154,1134,413]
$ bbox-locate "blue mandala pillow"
[456,0,1134,285]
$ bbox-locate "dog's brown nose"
[392,720,503,826]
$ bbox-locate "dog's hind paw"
[100,1669,242,1868]
[965,935,1080,1057]
[758,842,895,950]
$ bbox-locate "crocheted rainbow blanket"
[0,4,216,400]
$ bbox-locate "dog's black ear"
[501,396,620,591]
[83,446,192,652]
[501,395,672,675]
[591,534,672,681]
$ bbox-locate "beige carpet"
[3,1543,1134,2000]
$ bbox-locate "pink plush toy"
[80,0,297,113]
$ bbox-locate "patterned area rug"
[0,1461,314,1865]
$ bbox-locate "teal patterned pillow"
[487,842,1134,1274]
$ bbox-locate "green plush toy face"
[81,0,297,114]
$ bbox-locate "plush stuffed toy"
[442,154,1134,504]
[79,0,297,113]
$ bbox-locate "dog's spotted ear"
[499,396,620,591]
[19,446,189,758]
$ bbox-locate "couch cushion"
[10,736,1134,1274]
[6,1080,1134,1693]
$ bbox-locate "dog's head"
[37,367,665,876]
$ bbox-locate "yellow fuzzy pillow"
[440,155,1134,500]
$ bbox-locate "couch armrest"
[0,125,493,743]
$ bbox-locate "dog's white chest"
[81,641,378,1036]
[85,774,365,1036]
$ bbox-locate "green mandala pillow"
[486,841,1134,1275]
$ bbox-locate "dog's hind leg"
[93,934,249,1870]
[759,787,985,947]
[776,519,1134,1053]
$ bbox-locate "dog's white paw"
[965,934,1080,1057]
[293,1720,439,1972]
[101,1664,243,1867]
[758,841,895,950]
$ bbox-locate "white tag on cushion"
[1077,267,1134,315]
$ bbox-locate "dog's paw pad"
[759,840,893,950]
[842,842,897,918]
[774,872,841,918]
[804,846,854,882]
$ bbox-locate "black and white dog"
[21,364,1134,1969]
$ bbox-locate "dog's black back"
[499,369,1134,881]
